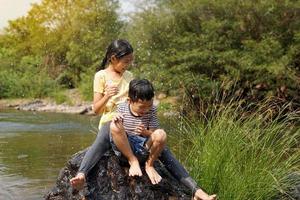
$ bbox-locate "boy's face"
[129,99,153,116]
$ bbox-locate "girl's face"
[111,53,134,74]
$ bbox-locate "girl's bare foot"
[194,189,217,200]
[70,172,86,190]
[145,164,162,184]
[128,159,142,177]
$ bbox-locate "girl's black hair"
[97,39,133,71]
[129,79,155,102]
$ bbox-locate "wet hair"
[97,39,133,71]
[129,79,155,102]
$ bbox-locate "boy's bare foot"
[145,164,162,184]
[128,159,142,177]
[70,172,86,190]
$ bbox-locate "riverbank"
[0,98,93,115]
[0,90,179,116]
[0,89,94,115]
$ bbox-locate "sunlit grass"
[171,105,300,200]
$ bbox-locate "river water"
[0,109,179,200]
[0,109,101,200]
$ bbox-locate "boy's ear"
[126,97,131,103]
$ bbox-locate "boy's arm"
[147,106,159,133]
[111,103,126,130]
[135,106,159,137]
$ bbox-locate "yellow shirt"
[93,70,134,128]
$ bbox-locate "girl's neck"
[106,64,123,78]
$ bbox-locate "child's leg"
[145,129,167,184]
[70,122,111,189]
[110,122,142,177]
[159,147,209,198]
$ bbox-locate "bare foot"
[70,172,86,190]
[145,164,162,184]
[194,189,217,200]
[128,159,142,177]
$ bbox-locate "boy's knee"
[152,129,167,143]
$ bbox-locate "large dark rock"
[45,149,192,200]
[273,172,300,200]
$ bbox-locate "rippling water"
[0,109,100,200]
[0,109,178,200]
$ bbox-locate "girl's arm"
[93,92,110,114]
[93,85,118,114]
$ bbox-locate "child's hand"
[194,189,217,200]
[112,113,124,124]
[104,83,118,98]
[135,123,146,136]
[112,113,124,130]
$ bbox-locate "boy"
[110,78,165,185]
[110,79,216,200]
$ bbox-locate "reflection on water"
[0,109,178,200]
[0,173,38,200]
[0,109,99,200]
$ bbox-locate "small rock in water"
[17,154,28,159]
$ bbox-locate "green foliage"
[170,106,300,199]
[157,102,174,113]
[78,68,95,101]
[0,0,299,106]
[0,67,57,98]
[49,89,72,105]
[64,0,122,82]
[127,0,300,102]
[0,0,122,99]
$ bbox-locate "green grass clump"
[172,107,299,200]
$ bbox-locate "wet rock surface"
[273,172,300,200]
[45,149,192,200]
[15,99,93,114]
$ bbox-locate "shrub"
[169,105,300,199]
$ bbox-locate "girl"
[70,39,216,200]
[70,39,134,188]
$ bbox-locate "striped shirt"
[117,102,159,136]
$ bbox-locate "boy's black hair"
[129,79,154,102]
[97,39,133,71]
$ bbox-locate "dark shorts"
[110,133,149,159]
